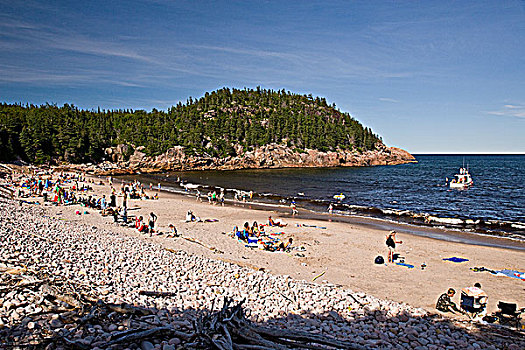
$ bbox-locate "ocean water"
[138,155,525,240]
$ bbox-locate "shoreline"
[224,200,525,252]
[120,169,525,246]
[124,175,525,252]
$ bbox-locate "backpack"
[375,256,385,264]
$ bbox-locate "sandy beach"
[2,170,525,349]
[58,176,525,316]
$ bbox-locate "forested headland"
[0,87,382,164]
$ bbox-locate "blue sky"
[1,0,524,153]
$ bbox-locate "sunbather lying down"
[261,237,293,252]
[268,216,287,227]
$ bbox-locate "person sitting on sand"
[243,222,252,235]
[232,225,240,237]
[258,224,266,236]
[278,237,293,251]
[268,216,287,227]
[136,216,148,233]
[186,210,199,222]
[464,282,488,321]
[167,224,178,238]
[119,206,128,224]
[386,230,402,263]
[436,288,462,314]
[252,221,259,236]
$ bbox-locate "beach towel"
[301,224,327,229]
[470,266,497,274]
[270,232,285,235]
[443,257,469,263]
[494,269,525,281]
[396,262,415,269]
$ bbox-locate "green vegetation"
[0,87,381,164]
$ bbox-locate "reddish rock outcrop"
[94,143,416,175]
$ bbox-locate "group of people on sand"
[436,283,489,321]
[135,212,158,235]
[120,180,158,201]
[231,217,293,252]
[103,181,181,238]
[14,171,96,206]
[233,190,253,202]
[195,189,225,205]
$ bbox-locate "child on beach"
[167,224,178,238]
[436,288,462,314]
[148,212,157,235]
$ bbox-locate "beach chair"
[494,301,525,329]
[460,287,487,320]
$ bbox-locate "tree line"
[0,87,381,164]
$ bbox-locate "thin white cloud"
[186,44,301,61]
[0,18,156,64]
[0,64,145,87]
[379,97,399,103]
[486,104,525,118]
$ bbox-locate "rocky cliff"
[95,143,416,175]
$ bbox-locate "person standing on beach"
[110,192,116,207]
[291,200,298,215]
[386,230,402,263]
[328,203,333,215]
[148,212,157,236]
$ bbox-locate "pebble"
[140,340,155,350]
[0,197,521,350]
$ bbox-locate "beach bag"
[375,256,385,264]
[386,236,395,248]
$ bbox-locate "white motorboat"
[449,167,473,189]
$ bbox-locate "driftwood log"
[186,297,364,350]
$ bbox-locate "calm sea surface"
[137,155,525,240]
